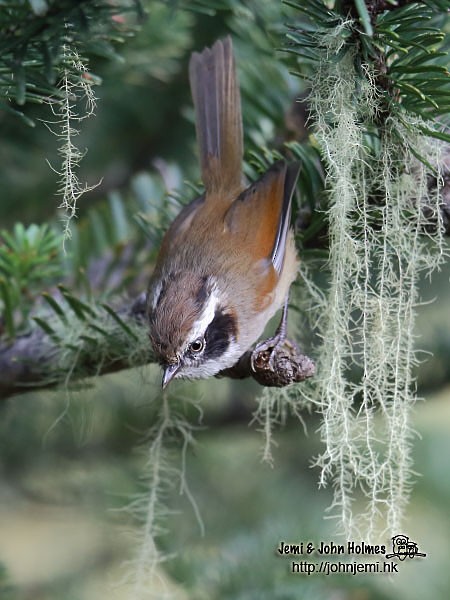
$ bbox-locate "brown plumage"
[147,37,300,384]
[189,36,243,194]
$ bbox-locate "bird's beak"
[162,363,181,389]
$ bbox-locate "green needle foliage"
[0,0,144,117]
[0,223,63,337]
[0,0,145,235]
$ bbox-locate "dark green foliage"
[285,0,450,152]
[376,3,450,124]
[0,0,144,121]
[0,187,155,399]
[0,180,163,397]
[0,223,62,336]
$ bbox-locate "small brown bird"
[147,37,300,387]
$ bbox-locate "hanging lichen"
[45,42,100,247]
[304,22,446,539]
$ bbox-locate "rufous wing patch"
[224,162,289,266]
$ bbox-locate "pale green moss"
[302,24,447,540]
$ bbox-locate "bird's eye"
[189,338,204,353]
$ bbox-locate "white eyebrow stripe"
[188,288,219,342]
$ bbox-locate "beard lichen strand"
[311,49,368,537]
[301,22,446,540]
[124,392,203,600]
[376,124,445,536]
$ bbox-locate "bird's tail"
[189,37,243,195]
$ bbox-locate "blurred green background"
[1,1,450,599]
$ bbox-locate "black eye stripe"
[203,308,237,361]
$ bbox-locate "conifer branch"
[0,290,315,400]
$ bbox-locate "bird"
[147,36,300,388]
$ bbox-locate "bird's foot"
[251,297,289,372]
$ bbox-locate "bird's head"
[147,272,239,387]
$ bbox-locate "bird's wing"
[224,161,300,275]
